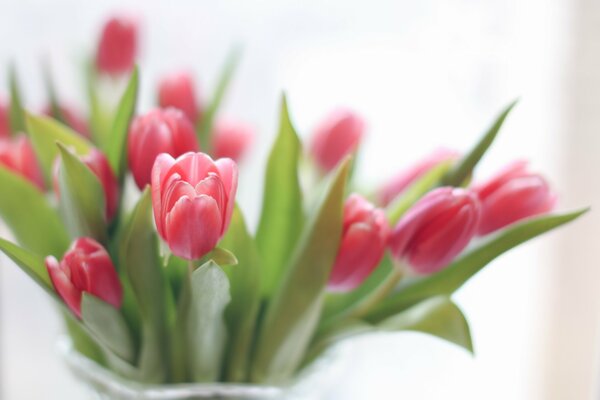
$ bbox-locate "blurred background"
[0,0,599,399]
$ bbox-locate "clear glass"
[58,338,351,400]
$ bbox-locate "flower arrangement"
[0,14,587,390]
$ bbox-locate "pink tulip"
[43,105,90,139]
[328,194,390,292]
[212,119,254,162]
[45,238,122,318]
[389,187,481,275]
[0,100,10,138]
[151,152,238,260]
[95,15,138,76]
[128,108,199,189]
[473,161,556,235]
[379,149,459,206]
[158,72,200,123]
[0,134,45,190]
[53,148,119,221]
[310,109,365,172]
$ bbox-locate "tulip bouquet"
[0,14,587,393]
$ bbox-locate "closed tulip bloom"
[328,194,390,292]
[95,15,138,76]
[45,238,123,318]
[128,108,199,189]
[158,72,200,123]
[0,100,10,138]
[310,109,365,172]
[379,149,459,206]
[212,119,254,162]
[151,152,238,260]
[43,105,90,138]
[0,134,45,190]
[389,187,481,275]
[473,161,557,236]
[53,148,120,221]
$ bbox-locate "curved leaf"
[0,237,53,292]
[256,95,304,297]
[0,166,68,256]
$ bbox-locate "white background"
[1,0,599,399]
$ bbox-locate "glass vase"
[58,338,352,400]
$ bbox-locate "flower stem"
[350,263,405,319]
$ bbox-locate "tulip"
[0,100,10,138]
[53,148,120,221]
[473,161,557,235]
[0,134,45,190]
[151,152,238,260]
[95,15,138,76]
[43,105,90,139]
[379,149,459,206]
[212,119,254,162]
[328,194,390,292]
[128,108,199,189]
[389,187,481,275]
[310,109,365,172]
[158,72,200,123]
[45,238,122,318]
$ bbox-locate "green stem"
[350,263,405,319]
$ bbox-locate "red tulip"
[473,161,557,235]
[151,152,238,260]
[158,72,200,123]
[0,134,45,190]
[328,194,390,292]
[43,105,90,138]
[389,187,481,275]
[128,108,199,189]
[310,109,365,172]
[0,100,10,138]
[95,15,138,76]
[379,149,459,206]
[53,148,120,221]
[212,119,254,162]
[45,238,122,318]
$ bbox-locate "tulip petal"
[215,157,238,232]
[165,195,222,260]
[171,152,218,187]
[151,153,177,237]
[46,256,83,317]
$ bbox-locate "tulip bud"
[151,152,238,260]
[45,238,122,318]
[95,15,138,76]
[310,109,365,172]
[128,108,199,189]
[0,100,10,138]
[379,149,459,206]
[328,194,390,292]
[43,105,90,139]
[212,119,254,162]
[389,187,481,275]
[53,148,120,221]
[473,161,556,235]
[158,72,200,123]
[0,134,45,190]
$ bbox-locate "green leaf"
[57,144,107,242]
[442,99,518,186]
[0,237,53,292]
[386,161,454,224]
[251,158,351,384]
[107,67,138,181]
[42,61,67,124]
[27,114,93,184]
[367,209,588,322]
[256,96,304,297]
[0,166,69,256]
[219,206,262,382]
[81,293,135,363]
[186,261,231,382]
[85,60,112,150]
[8,64,26,134]
[206,247,238,267]
[196,47,241,151]
[378,296,473,353]
[119,188,169,382]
